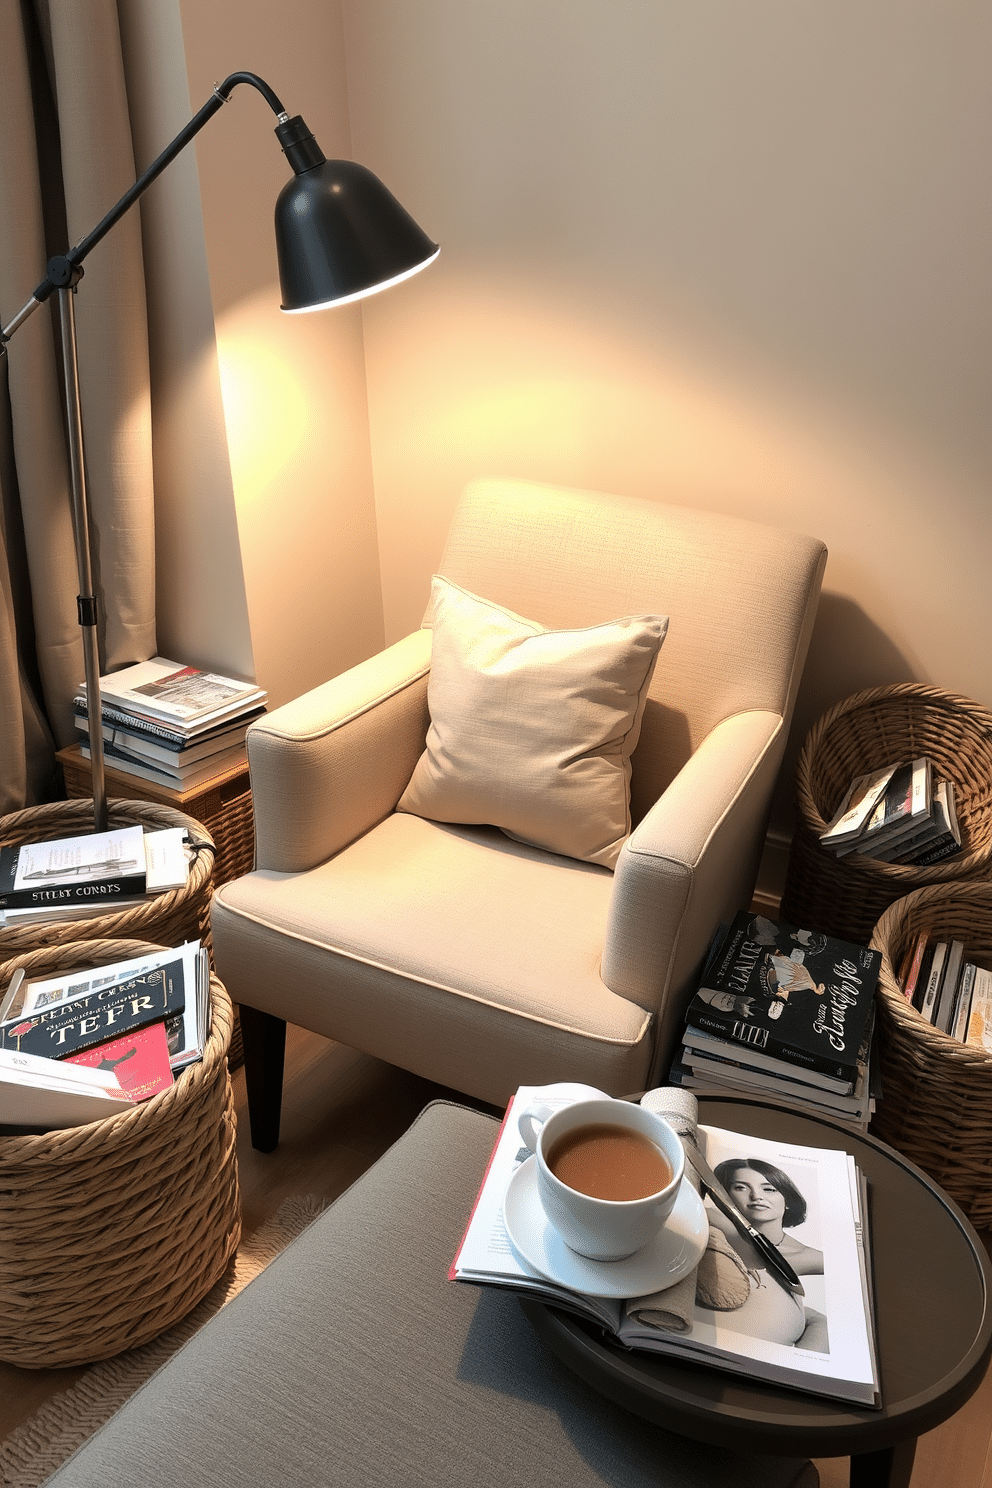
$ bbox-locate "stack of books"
[75,656,267,793]
[0,940,209,1131]
[818,757,961,866]
[897,932,992,1048]
[670,911,881,1133]
[0,823,189,929]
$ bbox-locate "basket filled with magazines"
[0,938,240,1367]
[780,683,992,944]
[868,880,992,1226]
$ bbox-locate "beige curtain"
[0,0,156,814]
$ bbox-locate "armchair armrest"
[248,630,431,873]
[604,710,786,1076]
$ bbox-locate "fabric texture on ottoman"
[42,1102,819,1488]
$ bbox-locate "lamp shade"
[274,117,438,312]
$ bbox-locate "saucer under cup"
[504,1159,708,1298]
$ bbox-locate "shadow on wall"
[771,593,920,837]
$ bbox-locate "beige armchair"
[212,478,826,1149]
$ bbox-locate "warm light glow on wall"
[214,290,309,512]
[363,269,990,699]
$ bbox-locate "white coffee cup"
[517,1097,685,1261]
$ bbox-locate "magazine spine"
[904,835,964,868]
[685,1006,852,1080]
[74,696,190,746]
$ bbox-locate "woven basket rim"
[0,800,214,947]
[801,682,992,754]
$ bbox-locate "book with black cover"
[684,912,880,1084]
[934,940,966,1034]
[0,845,145,912]
[0,957,186,1060]
[848,758,931,857]
[896,780,963,866]
[681,1025,855,1093]
[917,942,948,1024]
[0,825,147,911]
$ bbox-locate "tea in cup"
[517,1097,685,1261]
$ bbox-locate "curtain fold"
[0,0,156,813]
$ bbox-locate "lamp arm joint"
[12,70,290,314]
[214,71,287,117]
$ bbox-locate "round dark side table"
[521,1096,992,1488]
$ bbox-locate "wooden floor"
[2,1026,991,1487]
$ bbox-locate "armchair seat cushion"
[212,812,654,1105]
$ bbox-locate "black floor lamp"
[0,70,438,834]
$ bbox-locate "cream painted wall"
[342,1,991,842]
[169,0,385,710]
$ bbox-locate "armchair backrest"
[430,478,827,817]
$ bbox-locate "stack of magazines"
[452,1083,880,1408]
[818,757,961,866]
[0,823,189,929]
[76,656,267,792]
[0,940,209,1131]
[669,912,881,1133]
[897,931,992,1047]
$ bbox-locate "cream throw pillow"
[397,577,668,868]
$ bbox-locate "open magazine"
[0,1047,131,1130]
[451,1084,879,1407]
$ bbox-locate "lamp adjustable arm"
[1,72,289,348]
[0,70,294,836]
[0,66,436,835]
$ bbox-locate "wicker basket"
[780,683,992,943]
[59,747,255,888]
[0,938,241,1367]
[0,798,215,970]
[868,882,992,1226]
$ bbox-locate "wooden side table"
[57,743,254,888]
[523,1095,992,1488]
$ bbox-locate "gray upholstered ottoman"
[43,1101,818,1488]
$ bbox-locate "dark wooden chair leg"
[850,1438,916,1488]
[238,1004,287,1153]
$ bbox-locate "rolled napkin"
[623,1086,749,1332]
